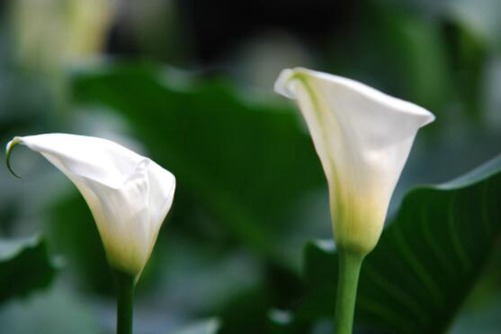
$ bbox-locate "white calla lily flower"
[6,133,176,278]
[275,68,435,255]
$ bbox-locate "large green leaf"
[71,62,324,265]
[295,155,501,333]
[0,236,58,304]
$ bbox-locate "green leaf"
[0,236,58,304]
[71,62,324,266]
[172,319,220,334]
[297,155,501,333]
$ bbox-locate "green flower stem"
[113,270,135,334]
[334,251,365,334]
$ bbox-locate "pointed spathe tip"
[5,137,23,179]
[274,68,296,99]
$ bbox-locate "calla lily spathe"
[275,68,435,255]
[6,134,176,278]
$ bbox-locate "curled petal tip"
[274,68,296,99]
[5,137,23,179]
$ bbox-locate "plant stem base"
[113,270,135,334]
[334,251,364,334]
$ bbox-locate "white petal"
[12,134,144,187]
[7,133,176,276]
[275,68,435,254]
[144,161,176,267]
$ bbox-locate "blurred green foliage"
[0,237,57,304]
[0,0,500,333]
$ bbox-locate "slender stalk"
[334,251,364,334]
[113,270,135,334]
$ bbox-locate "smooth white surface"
[8,133,176,276]
[275,68,435,254]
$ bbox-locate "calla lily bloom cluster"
[275,67,435,255]
[5,67,435,334]
[6,134,176,278]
